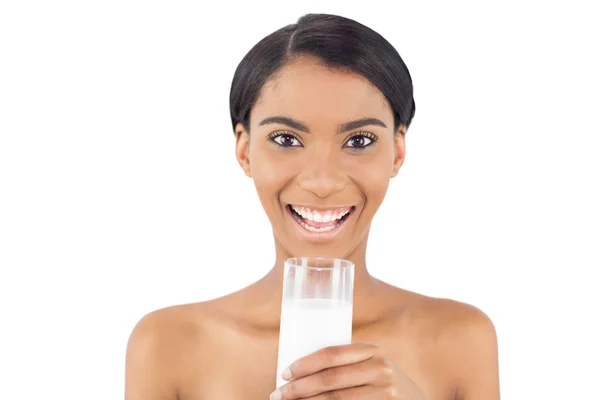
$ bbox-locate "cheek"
[249,148,295,197]
[366,177,391,205]
[345,155,392,210]
[362,173,391,208]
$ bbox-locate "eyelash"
[267,130,378,150]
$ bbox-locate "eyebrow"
[258,116,387,134]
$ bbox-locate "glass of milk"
[275,257,355,389]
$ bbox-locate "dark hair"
[229,13,416,135]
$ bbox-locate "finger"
[301,384,381,400]
[278,357,390,399]
[285,343,378,380]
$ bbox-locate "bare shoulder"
[383,285,493,329]
[409,293,500,400]
[383,285,495,341]
[424,296,497,338]
[124,302,213,400]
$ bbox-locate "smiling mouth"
[286,204,355,233]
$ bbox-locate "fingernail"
[270,388,282,400]
[282,367,292,380]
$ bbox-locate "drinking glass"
[275,257,355,389]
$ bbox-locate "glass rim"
[284,256,354,271]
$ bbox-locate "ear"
[391,125,407,178]
[235,122,252,177]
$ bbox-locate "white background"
[1,1,598,399]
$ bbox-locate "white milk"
[275,298,353,388]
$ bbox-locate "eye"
[268,132,303,148]
[343,132,378,149]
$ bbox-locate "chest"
[178,328,456,400]
[179,330,280,400]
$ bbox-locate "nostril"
[296,176,349,199]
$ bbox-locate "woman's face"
[235,56,406,259]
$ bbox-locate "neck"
[259,230,385,325]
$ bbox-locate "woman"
[125,13,500,400]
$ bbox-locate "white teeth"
[292,206,306,218]
[291,205,351,223]
[289,205,354,233]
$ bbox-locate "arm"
[452,306,501,400]
[125,311,179,400]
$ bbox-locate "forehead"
[251,56,393,129]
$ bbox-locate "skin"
[125,55,500,400]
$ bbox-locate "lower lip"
[286,205,355,242]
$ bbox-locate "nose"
[296,149,348,199]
